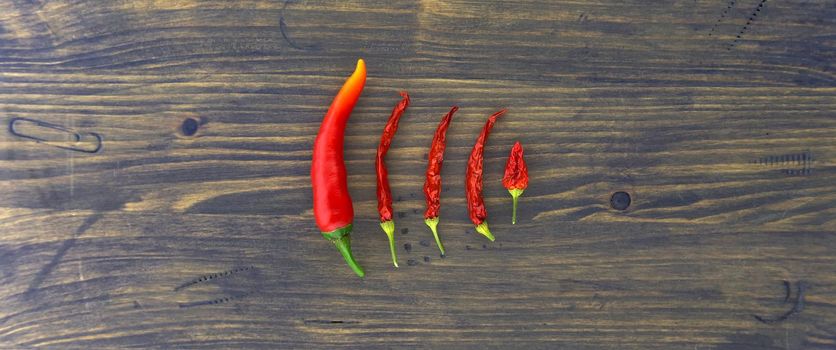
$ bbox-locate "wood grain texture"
[1,0,834,348]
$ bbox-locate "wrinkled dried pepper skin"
[502,141,528,190]
[424,106,457,220]
[502,141,528,224]
[376,92,410,267]
[311,59,366,277]
[423,106,457,256]
[465,109,507,241]
[376,92,410,223]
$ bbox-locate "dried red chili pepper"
[502,141,528,224]
[465,109,507,241]
[423,106,458,256]
[311,59,366,277]
[376,92,410,267]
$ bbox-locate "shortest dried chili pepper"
[423,106,457,256]
[465,109,507,241]
[376,92,410,268]
[502,141,528,224]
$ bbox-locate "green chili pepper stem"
[508,188,524,225]
[512,196,518,224]
[380,220,399,268]
[424,217,446,256]
[475,221,495,242]
[331,234,365,278]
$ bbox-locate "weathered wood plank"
[1,0,834,348]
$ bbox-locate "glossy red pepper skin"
[423,106,457,256]
[311,59,366,277]
[375,92,410,267]
[502,141,528,224]
[465,109,507,241]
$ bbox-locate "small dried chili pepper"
[376,92,410,268]
[311,59,366,277]
[502,141,528,224]
[423,106,458,256]
[465,109,507,241]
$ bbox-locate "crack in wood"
[708,0,737,36]
[754,150,812,175]
[728,0,768,50]
[178,291,250,308]
[173,265,254,291]
[754,281,807,324]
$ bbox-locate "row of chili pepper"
[311,59,529,277]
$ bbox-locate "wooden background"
[1,0,834,348]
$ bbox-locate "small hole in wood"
[610,191,631,210]
[181,118,199,136]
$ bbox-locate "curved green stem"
[509,188,524,225]
[330,233,365,277]
[424,217,446,256]
[475,221,495,241]
[380,220,399,268]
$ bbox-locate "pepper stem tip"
[509,188,524,225]
[380,220,399,268]
[331,234,365,278]
[475,221,495,242]
[424,217,446,256]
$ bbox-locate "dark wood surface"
[1,0,834,348]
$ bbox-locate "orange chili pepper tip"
[354,59,366,78]
[475,221,495,242]
[339,59,366,98]
[380,220,399,268]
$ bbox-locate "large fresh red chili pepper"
[311,59,366,277]
[423,106,457,256]
[502,141,528,224]
[376,92,410,268]
[465,109,507,241]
